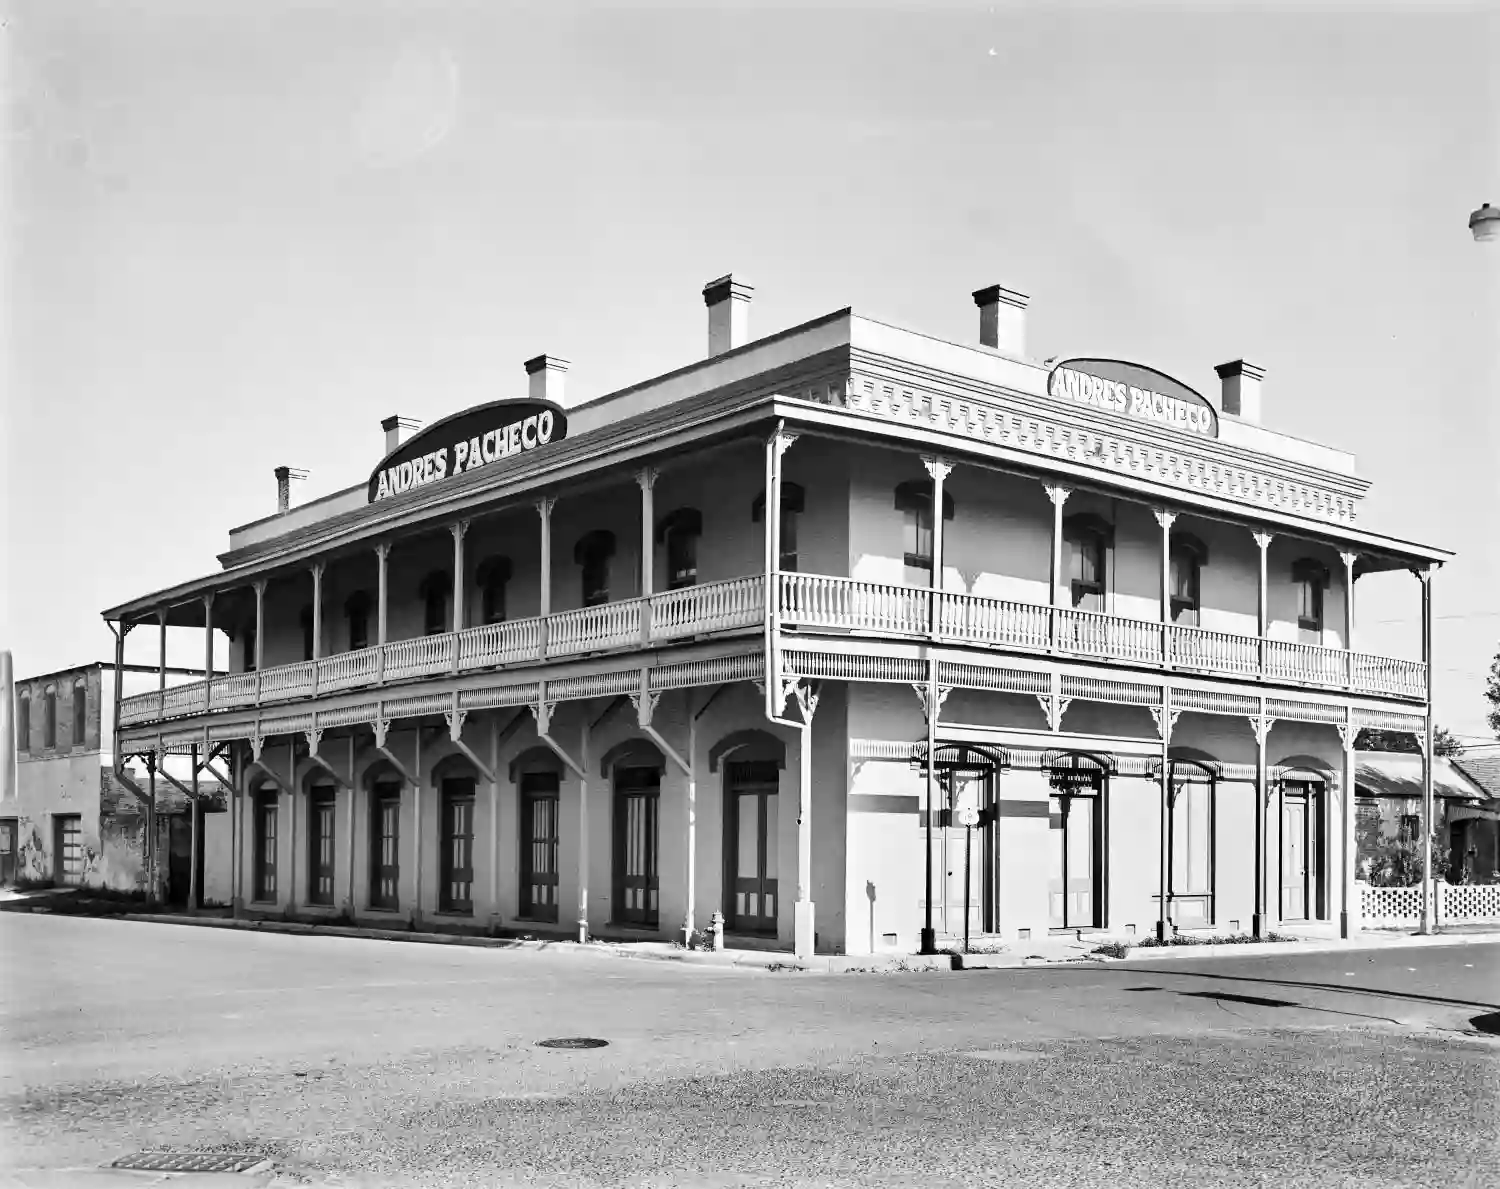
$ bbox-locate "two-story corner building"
[99,274,1449,958]
[4,661,229,901]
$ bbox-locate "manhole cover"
[536,1037,609,1050]
[112,1152,267,1173]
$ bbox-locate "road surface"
[2,915,1496,1187]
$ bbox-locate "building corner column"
[1415,565,1435,935]
[1251,711,1270,939]
[1338,718,1356,938]
[637,468,657,645]
[792,682,819,961]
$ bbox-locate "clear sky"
[3,1,1497,742]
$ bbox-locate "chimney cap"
[381,415,421,433]
[703,274,754,306]
[273,465,309,482]
[972,284,1030,310]
[1214,359,1266,382]
[524,354,571,376]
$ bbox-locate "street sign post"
[953,786,980,951]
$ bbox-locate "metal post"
[412,726,423,928]
[231,743,241,918]
[1341,551,1358,689]
[638,468,656,645]
[795,714,815,960]
[921,660,938,956]
[1339,719,1355,938]
[202,593,215,711]
[375,543,390,684]
[536,498,555,660]
[963,822,972,955]
[1157,693,1172,943]
[578,713,591,944]
[922,456,952,637]
[1254,532,1273,677]
[147,755,158,902]
[1045,485,1070,649]
[286,740,296,912]
[189,745,200,912]
[683,702,698,948]
[157,608,168,715]
[1155,509,1176,665]
[310,563,324,660]
[452,521,468,633]
[252,579,266,703]
[1418,567,1435,935]
[1252,714,1269,938]
[110,623,128,761]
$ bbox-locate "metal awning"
[1355,752,1487,801]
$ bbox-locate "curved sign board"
[1047,358,1218,438]
[368,399,568,503]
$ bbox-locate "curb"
[1115,931,1500,962]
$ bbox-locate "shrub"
[1091,940,1132,959]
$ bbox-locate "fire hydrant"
[709,910,725,952]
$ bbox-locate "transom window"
[751,482,804,573]
[476,556,512,625]
[894,480,955,580]
[657,508,703,590]
[575,530,616,608]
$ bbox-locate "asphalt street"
[2,915,1497,1187]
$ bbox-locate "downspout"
[762,421,802,736]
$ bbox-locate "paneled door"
[1280,782,1323,921]
[613,767,660,928]
[1048,792,1100,930]
[440,778,475,914]
[725,761,778,934]
[520,771,560,922]
[369,782,401,911]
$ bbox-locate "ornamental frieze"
[790,374,1361,527]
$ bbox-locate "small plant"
[1091,939,1132,959]
[765,962,803,973]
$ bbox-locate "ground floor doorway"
[0,819,16,886]
[1280,779,1325,921]
[918,744,1005,940]
[724,760,779,934]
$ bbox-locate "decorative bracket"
[450,519,470,545]
[249,734,266,763]
[1247,716,1273,747]
[1335,722,1354,749]
[771,428,799,459]
[920,454,954,484]
[791,680,820,724]
[911,682,952,720]
[373,541,391,564]
[635,466,658,493]
[630,689,660,728]
[1043,483,1072,509]
[535,496,556,522]
[1034,693,1072,733]
[372,718,393,750]
[1152,508,1178,531]
[1149,706,1182,741]
[1409,565,1433,585]
[1252,531,1274,552]
[777,674,802,713]
[530,700,559,736]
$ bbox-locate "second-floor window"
[1065,514,1113,612]
[346,592,371,651]
[575,530,615,608]
[476,557,511,625]
[17,694,29,754]
[43,688,56,749]
[1170,535,1207,627]
[420,571,452,636]
[657,508,702,590]
[894,480,955,581]
[1293,558,1328,643]
[72,681,86,746]
[751,483,804,572]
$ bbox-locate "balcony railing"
[118,572,1429,730]
[118,576,766,728]
[776,573,1428,701]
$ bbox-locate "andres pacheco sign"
[368,399,568,503]
[1048,358,1218,438]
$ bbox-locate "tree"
[1487,649,1500,738]
[1355,726,1463,757]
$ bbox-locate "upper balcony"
[117,567,1427,731]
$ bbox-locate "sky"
[3,1,1497,744]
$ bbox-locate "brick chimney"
[382,415,421,455]
[703,274,753,357]
[1215,360,1265,423]
[274,466,308,513]
[972,284,1029,356]
[525,355,570,407]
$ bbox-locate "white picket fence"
[1357,880,1500,928]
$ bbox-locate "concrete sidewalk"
[82,909,1500,973]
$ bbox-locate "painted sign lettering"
[367,399,568,503]
[1047,358,1218,438]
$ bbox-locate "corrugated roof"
[1355,752,1487,801]
[1453,753,1500,800]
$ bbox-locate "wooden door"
[725,761,778,934]
[613,767,660,927]
[520,771,560,921]
[440,778,475,914]
[1048,793,1099,930]
[0,819,16,886]
[166,814,191,905]
[1281,792,1308,921]
[370,783,400,910]
[253,794,278,902]
[308,787,336,906]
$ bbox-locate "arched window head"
[751,483,804,573]
[656,508,703,590]
[476,556,512,625]
[894,480,955,577]
[1063,514,1113,611]
[574,531,616,607]
[418,571,452,637]
[345,591,372,652]
[1169,533,1209,626]
[1292,558,1330,640]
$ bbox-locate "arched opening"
[247,772,282,904]
[363,759,405,912]
[1165,755,1218,928]
[1046,751,1112,931]
[1274,756,1332,922]
[511,746,564,923]
[909,740,1011,937]
[601,737,665,929]
[304,770,338,907]
[718,730,789,937]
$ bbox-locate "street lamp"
[1471,202,1499,242]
